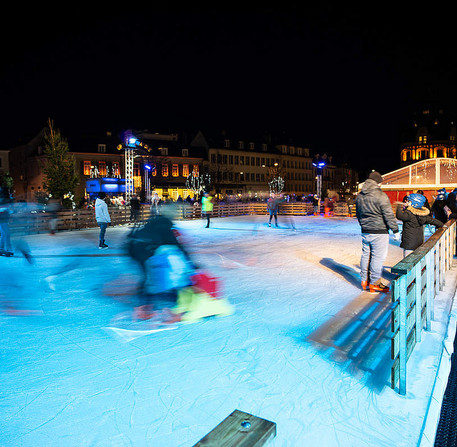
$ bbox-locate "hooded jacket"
[95,198,111,223]
[396,204,444,250]
[355,179,399,234]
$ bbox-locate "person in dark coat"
[0,187,13,256]
[446,187,457,215]
[431,188,449,223]
[396,193,444,258]
[126,205,196,318]
[355,171,400,293]
[130,195,141,223]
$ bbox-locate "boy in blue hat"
[396,193,444,258]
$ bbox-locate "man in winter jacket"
[95,192,111,249]
[396,193,444,258]
[356,171,400,293]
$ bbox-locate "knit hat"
[368,171,383,184]
[408,193,426,209]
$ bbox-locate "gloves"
[393,232,401,241]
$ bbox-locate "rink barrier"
[193,409,276,446]
[390,219,456,395]
[7,202,354,233]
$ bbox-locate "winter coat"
[396,204,444,250]
[267,197,284,211]
[431,199,449,223]
[355,179,399,234]
[127,215,191,264]
[95,198,111,223]
[201,196,214,213]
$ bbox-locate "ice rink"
[1,214,457,447]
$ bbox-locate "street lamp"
[313,157,326,199]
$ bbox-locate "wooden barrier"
[193,409,276,446]
[390,219,456,394]
[7,201,352,234]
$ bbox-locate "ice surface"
[0,215,456,447]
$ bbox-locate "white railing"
[390,219,456,394]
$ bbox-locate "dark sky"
[1,5,456,175]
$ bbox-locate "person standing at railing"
[431,188,449,223]
[355,171,400,293]
[95,192,111,249]
[396,193,444,258]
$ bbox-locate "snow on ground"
[1,215,456,447]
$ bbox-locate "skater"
[150,191,160,216]
[396,193,444,258]
[95,192,110,249]
[201,191,214,228]
[127,204,196,319]
[355,171,400,293]
[130,195,141,224]
[431,188,449,223]
[46,197,60,234]
[267,193,283,227]
[312,194,319,215]
[0,187,13,256]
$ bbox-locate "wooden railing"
[8,202,356,234]
[390,219,456,394]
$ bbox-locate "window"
[99,161,107,176]
[83,161,91,176]
[224,139,230,148]
[249,142,255,150]
[193,164,199,176]
[229,155,233,164]
[262,144,267,151]
[98,144,106,153]
[160,147,168,156]
[297,147,302,156]
[182,149,189,157]
[211,154,216,163]
[223,155,228,164]
[235,156,239,164]
[162,164,169,177]
[172,164,179,177]
[238,141,244,149]
[183,164,189,177]
[133,163,140,177]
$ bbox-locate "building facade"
[400,108,457,167]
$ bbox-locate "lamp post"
[144,164,152,203]
[313,157,326,199]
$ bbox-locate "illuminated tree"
[41,118,78,206]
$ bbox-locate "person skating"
[355,171,400,293]
[396,193,444,258]
[267,193,284,227]
[0,187,13,257]
[127,205,196,319]
[130,195,141,224]
[312,194,319,216]
[95,192,111,249]
[201,192,214,228]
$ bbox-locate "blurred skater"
[201,191,214,228]
[312,194,319,215]
[46,197,60,235]
[127,205,196,318]
[95,192,110,249]
[267,193,284,227]
[130,195,141,224]
[0,187,13,256]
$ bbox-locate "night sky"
[1,5,456,176]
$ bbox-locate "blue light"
[318,162,326,167]
[144,164,151,170]
[128,137,138,146]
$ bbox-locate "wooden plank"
[193,409,276,447]
[391,327,416,390]
[391,303,416,358]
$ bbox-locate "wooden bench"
[193,409,276,447]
